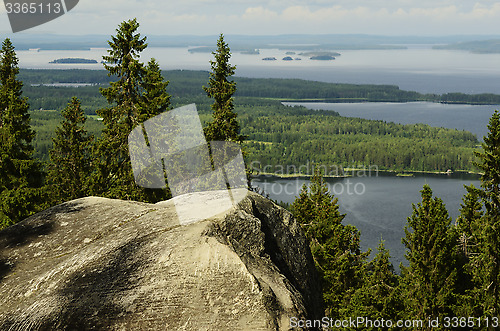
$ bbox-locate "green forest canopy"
[22,69,495,173]
[20,69,500,115]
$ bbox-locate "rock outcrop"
[0,190,322,330]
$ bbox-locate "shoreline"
[251,169,482,180]
[281,99,500,106]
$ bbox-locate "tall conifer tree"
[90,19,170,202]
[469,110,500,321]
[139,58,170,121]
[347,240,402,328]
[0,38,46,228]
[291,167,368,317]
[453,184,484,318]
[400,185,458,327]
[475,110,500,217]
[203,34,244,143]
[48,97,93,203]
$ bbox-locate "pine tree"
[0,38,46,229]
[291,167,368,317]
[399,185,458,328]
[203,34,244,143]
[48,97,93,203]
[90,19,170,202]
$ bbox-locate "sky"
[1,0,500,36]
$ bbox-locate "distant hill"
[433,39,500,54]
[8,33,500,51]
[300,51,340,57]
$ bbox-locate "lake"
[16,46,500,94]
[252,172,481,270]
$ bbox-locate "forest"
[21,69,489,172]
[2,19,500,330]
[239,101,478,173]
[29,96,480,172]
[20,68,500,113]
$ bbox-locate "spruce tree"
[48,97,93,203]
[474,110,500,217]
[347,239,402,328]
[0,38,46,228]
[456,184,484,250]
[0,39,32,162]
[139,58,171,122]
[469,110,500,320]
[400,185,458,327]
[291,167,368,317]
[203,34,244,143]
[453,184,484,318]
[90,19,170,202]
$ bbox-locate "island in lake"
[262,57,277,61]
[300,51,340,61]
[50,58,98,64]
[310,55,336,61]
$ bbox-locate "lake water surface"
[16,46,500,94]
[252,172,481,269]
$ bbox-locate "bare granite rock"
[0,190,322,330]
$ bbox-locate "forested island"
[49,58,98,64]
[300,51,340,60]
[310,55,335,60]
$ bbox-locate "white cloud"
[1,0,500,35]
[233,2,500,35]
[242,6,278,20]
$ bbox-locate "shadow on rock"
[0,258,14,282]
[40,237,149,330]
[0,201,84,250]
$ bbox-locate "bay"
[252,173,481,270]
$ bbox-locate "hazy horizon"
[2,1,500,36]
[4,33,500,51]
